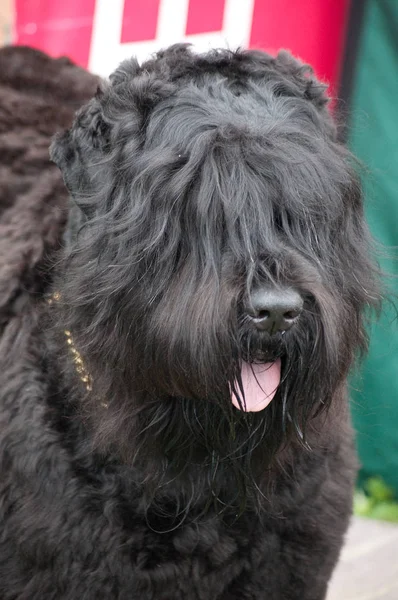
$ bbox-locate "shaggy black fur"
[0,45,380,599]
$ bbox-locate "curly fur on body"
[0,45,379,599]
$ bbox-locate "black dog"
[0,44,380,599]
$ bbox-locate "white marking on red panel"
[89,0,255,77]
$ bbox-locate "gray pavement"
[327,518,398,600]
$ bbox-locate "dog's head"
[51,45,380,512]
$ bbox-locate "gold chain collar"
[48,293,108,407]
[63,328,93,392]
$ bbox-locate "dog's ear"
[50,88,111,196]
[270,50,336,137]
[273,51,330,109]
[50,90,111,246]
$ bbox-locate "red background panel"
[15,0,96,68]
[121,0,161,44]
[250,0,350,94]
[14,0,351,95]
[185,0,225,35]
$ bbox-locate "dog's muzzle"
[229,286,302,413]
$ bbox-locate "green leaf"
[364,477,395,502]
[353,490,374,516]
[368,502,398,523]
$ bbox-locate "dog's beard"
[60,292,345,521]
[118,318,336,520]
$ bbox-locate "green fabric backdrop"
[349,0,398,494]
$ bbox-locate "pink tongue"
[231,359,281,412]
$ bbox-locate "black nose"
[247,287,303,334]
